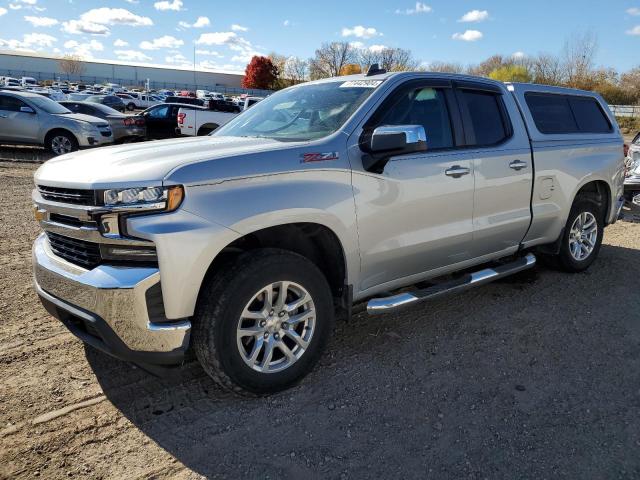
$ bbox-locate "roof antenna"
[366,63,386,76]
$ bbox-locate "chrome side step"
[366,253,536,315]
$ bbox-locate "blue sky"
[0,0,639,73]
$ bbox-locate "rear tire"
[127,103,135,111]
[554,196,604,272]
[193,249,334,395]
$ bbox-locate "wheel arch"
[202,222,349,304]
[197,123,219,136]
[44,128,78,149]
[571,177,612,224]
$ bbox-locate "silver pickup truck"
[32,69,625,394]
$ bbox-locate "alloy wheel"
[568,211,598,261]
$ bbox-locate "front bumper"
[33,233,190,367]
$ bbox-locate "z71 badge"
[300,152,339,163]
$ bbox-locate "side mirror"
[362,125,427,173]
[20,106,35,114]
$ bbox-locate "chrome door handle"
[509,160,528,171]
[445,165,470,178]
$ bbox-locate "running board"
[366,253,536,315]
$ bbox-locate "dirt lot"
[1,160,639,479]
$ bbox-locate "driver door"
[350,79,476,292]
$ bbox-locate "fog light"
[100,245,157,262]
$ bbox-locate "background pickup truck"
[177,106,238,136]
[32,69,624,395]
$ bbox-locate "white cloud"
[512,51,526,59]
[627,25,640,35]
[627,7,640,16]
[0,32,56,51]
[452,29,483,41]
[349,41,364,49]
[178,16,210,28]
[154,0,183,11]
[113,39,128,47]
[283,19,290,26]
[8,0,42,11]
[24,15,58,27]
[140,35,184,50]
[341,25,381,39]
[458,10,489,23]
[395,2,431,15]
[62,19,109,35]
[0,8,7,16]
[63,39,103,58]
[196,31,238,45]
[231,24,248,32]
[80,8,153,27]
[368,44,387,52]
[195,31,261,64]
[124,0,139,3]
[165,53,190,64]
[115,49,151,61]
[62,8,152,35]
[195,48,222,57]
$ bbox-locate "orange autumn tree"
[242,56,278,90]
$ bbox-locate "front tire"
[46,131,78,156]
[193,249,334,395]
[555,197,604,272]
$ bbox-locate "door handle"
[445,165,470,178]
[509,160,528,171]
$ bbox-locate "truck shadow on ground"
[86,243,640,478]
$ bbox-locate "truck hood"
[34,136,297,189]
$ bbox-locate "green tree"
[489,64,532,83]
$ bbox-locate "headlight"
[102,185,184,212]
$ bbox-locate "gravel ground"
[1,161,639,479]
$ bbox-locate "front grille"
[38,185,97,206]
[46,232,101,269]
[100,130,112,138]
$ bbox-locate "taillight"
[134,117,145,126]
[123,118,134,126]
[177,113,186,125]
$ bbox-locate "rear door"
[144,104,171,139]
[453,81,533,258]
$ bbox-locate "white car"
[21,77,38,88]
[119,93,162,111]
[177,106,237,136]
[2,77,21,87]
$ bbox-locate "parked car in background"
[138,102,205,139]
[59,101,146,143]
[164,96,204,107]
[177,106,237,136]
[208,98,241,113]
[243,96,264,110]
[117,92,161,111]
[84,95,126,113]
[2,77,21,87]
[0,90,112,155]
[21,77,38,88]
[178,90,196,98]
[624,132,640,205]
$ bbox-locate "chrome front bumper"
[33,233,190,363]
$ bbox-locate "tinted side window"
[568,97,611,133]
[525,94,577,134]
[0,95,27,112]
[375,87,454,150]
[459,90,510,146]
[148,105,170,118]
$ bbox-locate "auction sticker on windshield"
[339,80,383,88]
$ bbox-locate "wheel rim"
[569,211,598,261]
[51,136,72,155]
[236,281,316,374]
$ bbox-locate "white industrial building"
[0,50,262,94]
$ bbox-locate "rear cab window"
[457,88,512,147]
[525,93,612,134]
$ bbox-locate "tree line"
[242,31,640,106]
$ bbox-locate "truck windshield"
[214,80,382,141]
